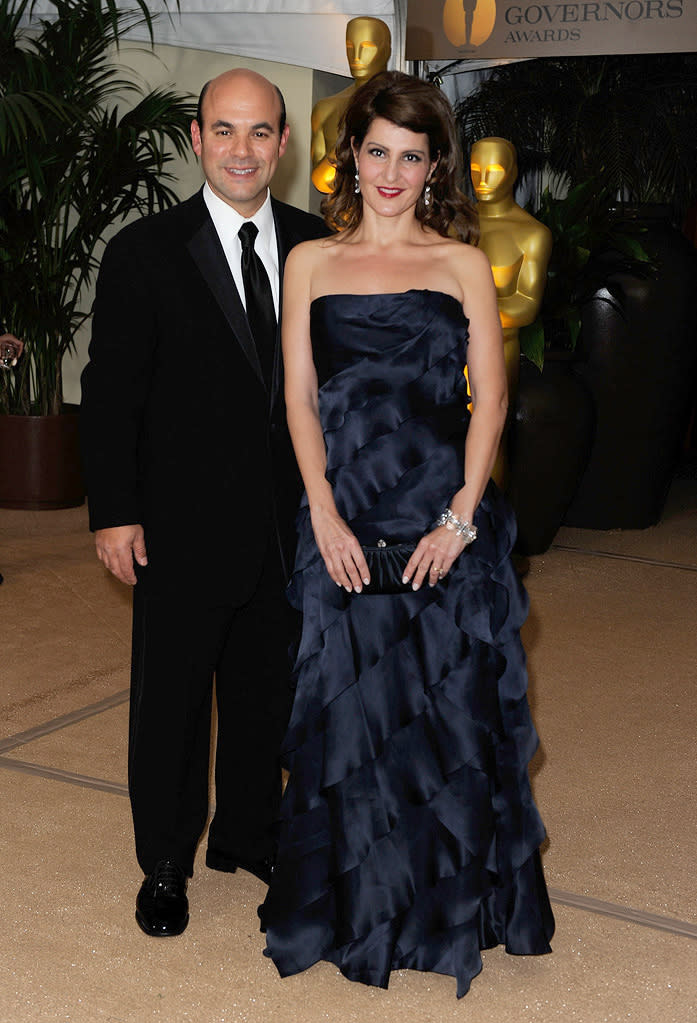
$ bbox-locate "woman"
[0,331,23,370]
[0,330,24,586]
[260,71,554,998]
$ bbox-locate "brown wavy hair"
[322,71,478,244]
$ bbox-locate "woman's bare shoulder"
[442,238,492,280]
[422,230,486,262]
[437,234,486,258]
[285,235,334,276]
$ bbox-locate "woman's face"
[352,117,438,220]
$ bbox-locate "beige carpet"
[1,481,696,1023]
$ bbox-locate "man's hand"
[95,524,148,585]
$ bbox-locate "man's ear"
[279,123,290,157]
[191,119,202,157]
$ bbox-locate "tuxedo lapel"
[270,201,294,410]
[186,213,266,388]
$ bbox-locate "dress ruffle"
[260,291,554,997]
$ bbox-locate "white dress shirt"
[202,183,280,318]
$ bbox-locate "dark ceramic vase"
[0,403,85,509]
[564,205,697,529]
[507,354,595,556]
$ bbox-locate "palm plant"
[0,0,195,415]
[456,53,697,221]
[456,54,693,368]
[519,180,653,369]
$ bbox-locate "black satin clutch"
[360,540,416,594]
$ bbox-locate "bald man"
[81,70,328,936]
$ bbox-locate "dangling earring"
[424,183,432,207]
[354,171,360,195]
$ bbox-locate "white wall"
[63,43,315,405]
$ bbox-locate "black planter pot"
[507,354,595,556]
[0,403,85,509]
[564,205,697,529]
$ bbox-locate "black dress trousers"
[128,539,298,877]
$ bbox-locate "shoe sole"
[135,909,189,937]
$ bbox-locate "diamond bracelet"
[437,507,478,545]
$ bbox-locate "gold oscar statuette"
[442,0,497,49]
[310,17,391,194]
[471,136,552,488]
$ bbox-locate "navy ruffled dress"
[260,290,554,997]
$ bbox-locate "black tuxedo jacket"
[81,189,328,603]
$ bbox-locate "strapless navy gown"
[260,291,554,997]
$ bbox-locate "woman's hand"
[311,507,371,593]
[403,525,467,591]
[0,333,23,367]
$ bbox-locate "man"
[81,69,328,937]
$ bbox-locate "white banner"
[23,1,401,76]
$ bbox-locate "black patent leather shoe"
[206,849,275,886]
[135,859,189,937]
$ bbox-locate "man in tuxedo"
[81,69,328,937]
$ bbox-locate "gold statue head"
[345,17,391,81]
[470,136,517,204]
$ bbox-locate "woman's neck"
[349,205,430,248]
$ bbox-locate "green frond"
[456,54,697,222]
[0,0,193,415]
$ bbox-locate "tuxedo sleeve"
[80,227,156,531]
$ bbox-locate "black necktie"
[238,221,276,387]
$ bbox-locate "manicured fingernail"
[412,582,419,591]
[345,585,352,592]
[363,577,370,585]
[354,586,362,593]
[402,576,409,584]
[336,581,342,587]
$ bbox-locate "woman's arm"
[283,244,369,593]
[451,244,508,521]
[404,244,507,590]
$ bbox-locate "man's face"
[190,71,289,217]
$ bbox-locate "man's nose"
[230,134,253,159]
